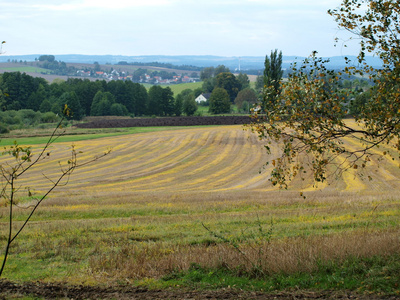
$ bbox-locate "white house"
[195,93,211,104]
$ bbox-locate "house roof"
[201,93,211,99]
[195,93,211,103]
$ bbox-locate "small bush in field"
[41,111,60,123]
[0,110,21,126]
[0,123,9,134]
[17,109,41,126]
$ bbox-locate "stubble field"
[0,124,399,297]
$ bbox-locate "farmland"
[0,124,399,298]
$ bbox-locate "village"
[76,68,201,84]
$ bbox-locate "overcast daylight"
[2,0,400,297]
[1,0,360,57]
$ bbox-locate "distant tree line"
[117,61,202,71]
[34,55,78,76]
[0,62,263,123]
[33,55,199,81]
[0,60,369,131]
[0,72,197,124]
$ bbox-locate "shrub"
[41,112,60,123]
[0,111,22,126]
[110,103,129,116]
[0,123,9,134]
[17,109,41,126]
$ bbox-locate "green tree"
[112,81,132,113]
[200,67,215,80]
[214,65,230,77]
[183,93,198,116]
[174,94,184,116]
[255,74,264,92]
[0,86,6,111]
[1,72,22,110]
[209,87,230,114]
[19,73,37,110]
[132,68,146,82]
[27,83,47,110]
[161,87,175,116]
[110,103,129,116]
[73,79,104,116]
[94,61,101,72]
[262,49,283,111]
[202,77,217,93]
[179,89,194,99]
[200,65,231,93]
[38,55,55,62]
[235,88,258,112]
[250,0,400,189]
[349,89,371,116]
[49,80,68,99]
[237,73,250,90]
[175,89,194,116]
[59,91,83,120]
[40,111,60,123]
[130,82,148,116]
[147,85,163,116]
[2,74,48,111]
[17,109,41,126]
[39,99,52,113]
[216,72,241,103]
[90,91,115,116]
[264,49,283,94]
[193,87,203,98]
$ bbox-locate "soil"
[0,280,397,300]
[74,116,253,129]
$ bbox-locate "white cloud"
[2,0,174,13]
[0,0,358,57]
[83,0,174,9]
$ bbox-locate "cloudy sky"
[1,0,360,57]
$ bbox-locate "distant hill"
[0,54,383,71]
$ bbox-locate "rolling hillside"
[10,125,400,198]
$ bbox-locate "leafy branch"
[0,111,110,278]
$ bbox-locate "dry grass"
[87,229,400,281]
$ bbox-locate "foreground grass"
[158,254,400,295]
[2,191,399,296]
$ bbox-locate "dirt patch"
[0,280,397,300]
[74,116,252,129]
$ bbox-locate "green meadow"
[0,66,51,73]
[142,81,203,95]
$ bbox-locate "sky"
[0,0,361,58]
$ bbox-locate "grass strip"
[158,254,400,295]
[0,126,212,146]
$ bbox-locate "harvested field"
[13,124,400,194]
[0,124,399,298]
